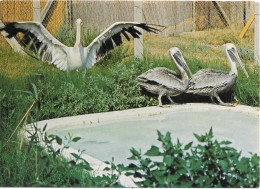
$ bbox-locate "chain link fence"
[0,0,255,63]
[0,1,255,34]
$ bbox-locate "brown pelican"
[137,47,195,106]
[186,43,249,106]
[0,19,162,71]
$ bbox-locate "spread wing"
[0,22,69,71]
[83,22,163,69]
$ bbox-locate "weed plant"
[122,128,259,187]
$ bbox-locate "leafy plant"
[123,128,259,187]
[26,124,121,187]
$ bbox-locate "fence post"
[192,1,196,32]
[254,1,260,66]
[244,1,249,26]
[33,0,41,22]
[134,0,143,59]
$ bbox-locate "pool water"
[48,110,259,165]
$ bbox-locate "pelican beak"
[178,53,195,82]
[231,48,249,78]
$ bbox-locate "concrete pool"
[26,103,259,186]
[48,109,259,164]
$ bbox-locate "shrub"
[123,128,259,187]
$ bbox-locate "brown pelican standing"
[0,19,162,71]
[138,47,195,106]
[185,43,249,106]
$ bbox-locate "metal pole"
[134,0,143,59]
[254,1,260,66]
[33,0,41,22]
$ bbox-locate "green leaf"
[163,155,174,166]
[125,172,134,176]
[72,137,81,142]
[208,127,213,138]
[42,124,48,132]
[12,90,33,96]
[237,157,249,172]
[219,160,229,172]
[130,147,140,157]
[165,132,171,142]
[31,83,38,100]
[127,155,137,160]
[48,134,56,139]
[103,167,110,171]
[71,153,81,160]
[77,163,93,170]
[55,136,62,145]
[184,142,193,150]
[251,154,259,166]
[145,145,161,156]
[157,130,164,142]
[127,163,139,171]
[193,133,202,142]
[220,140,232,145]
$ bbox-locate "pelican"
[0,19,162,71]
[185,43,249,106]
[137,47,195,106]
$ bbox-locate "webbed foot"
[216,96,234,107]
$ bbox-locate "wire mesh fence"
[0,0,255,64]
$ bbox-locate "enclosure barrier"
[0,1,256,62]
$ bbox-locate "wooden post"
[244,1,249,26]
[212,1,231,27]
[254,2,260,66]
[134,0,143,59]
[192,1,196,32]
[41,0,54,22]
[33,0,41,22]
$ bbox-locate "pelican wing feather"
[138,67,185,90]
[84,22,161,69]
[0,22,69,71]
[187,71,233,94]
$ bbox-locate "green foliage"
[123,128,259,187]
[0,119,121,187]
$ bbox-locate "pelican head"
[222,43,249,78]
[169,47,195,82]
[75,18,83,46]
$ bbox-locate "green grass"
[0,26,259,186]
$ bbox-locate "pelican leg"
[215,95,233,107]
[158,94,163,107]
[167,96,177,105]
[210,96,216,104]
